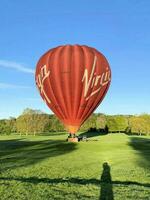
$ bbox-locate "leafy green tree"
[0,120,11,135]
[2,107,150,136]
[129,114,150,135]
[16,110,50,135]
[6,117,17,133]
[80,114,97,132]
[140,114,150,135]
[96,114,107,131]
[106,115,128,133]
[49,115,65,132]
[130,116,143,135]
[22,108,44,115]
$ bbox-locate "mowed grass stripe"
[0,133,149,200]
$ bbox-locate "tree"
[16,113,50,135]
[22,108,44,115]
[129,116,144,135]
[6,117,17,133]
[129,114,150,135]
[96,114,107,132]
[106,115,128,133]
[0,120,11,135]
[49,115,65,132]
[80,114,97,132]
[2,107,150,136]
[140,114,150,135]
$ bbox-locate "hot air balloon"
[35,45,111,141]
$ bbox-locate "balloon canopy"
[35,45,111,134]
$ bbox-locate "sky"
[0,0,150,119]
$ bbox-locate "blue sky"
[0,0,150,118]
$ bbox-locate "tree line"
[0,108,150,136]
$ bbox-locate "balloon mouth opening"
[65,125,80,134]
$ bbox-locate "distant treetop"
[22,108,45,115]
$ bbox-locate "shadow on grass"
[129,136,150,169]
[0,176,149,187]
[0,162,149,200]
[0,139,77,172]
[99,162,114,200]
[79,131,101,138]
[39,132,67,136]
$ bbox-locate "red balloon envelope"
[35,45,111,134]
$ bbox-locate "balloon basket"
[67,136,78,142]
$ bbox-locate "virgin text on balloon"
[36,55,111,105]
[82,56,111,101]
[36,65,51,104]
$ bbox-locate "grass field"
[0,133,150,200]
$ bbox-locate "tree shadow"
[99,162,114,200]
[79,131,101,138]
[129,136,150,169]
[0,162,149,198]
[79,127,108,139]
[0,175,149,187]
[39,132,67,136]
[0,138,77,172]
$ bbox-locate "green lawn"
[0,133,150,200]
